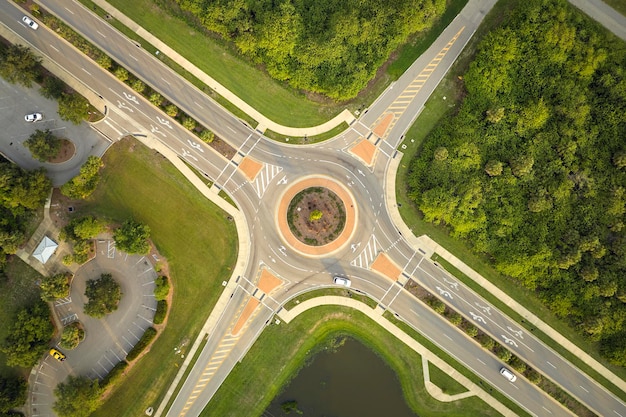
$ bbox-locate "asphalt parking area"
[0,78,109,186]
[29,239,157,416]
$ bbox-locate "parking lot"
[0,78,109,186]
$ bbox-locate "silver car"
[22,16,39,30]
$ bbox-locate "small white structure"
[32,236,58,264]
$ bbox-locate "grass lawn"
[86,0,467,128]
[0,257,43,379]
[428,361,469,396]
[201,306,503,417]
[75,138,238,417]
[394,0,626,400]
[604,0,626,17]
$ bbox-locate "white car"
[333,276,351,288]
[500,367,517,382]
[25,112,43,122]
[22,16,39,30]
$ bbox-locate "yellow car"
[49,348,66,362]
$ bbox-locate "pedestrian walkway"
[89,0,355,137]
[385,151,626,396]
[277,296,517,417]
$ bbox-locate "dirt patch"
[209,136,236,160]
[287,187,346,246]
[48,139,75,164]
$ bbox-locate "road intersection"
[1,0,625,416]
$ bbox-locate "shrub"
[113,66,129,82]
[59,322,85,350]
[101,360,128,387]
[165,104,178,117]
[182,117,196,131]
[126,327,157,362]
[131,78,146,93]
[154,276,169,301]
[153,300,167,325]
[200,129,214,143]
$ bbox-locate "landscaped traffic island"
[287,187,346,246]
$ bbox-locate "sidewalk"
[385,152,626,395]
[278,296,518,417]
[90,0,355,137]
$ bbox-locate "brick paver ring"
[276,176,357,257]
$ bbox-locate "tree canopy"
[0,301,54,368]
[0,376,27,413]
[113,219,151,255]
[84,273,122,318]
[53,376,103,417]
[407,0,626,364]
[24,129,62,162]
[40,272,71,301]
[174,0,446,100]
[60,156,103,199]
[0,44,41,87]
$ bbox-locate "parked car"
[500,367,516,382]
[25,112,43,122]
[22,16,38,30]
[333,276,351,287]
[49,348,66,362]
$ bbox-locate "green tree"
[433,146,449,161]
[59,322,84,350]
[154,276,170,301]
[96,54,112,69]
[200,129,215,143]
[130,78,146,93]
[84,273,122,318]
[149,92,164,107]
[62,216,105,241]
[182,117,196,131]
[0,301,54,368]
[165,104,178,117]
[40,76,65,99]
[60,156,103,199]
[114,66,129,82]
[0,44,41,87]
[24,129,61,162]
[0,376,27,412]
[113,220,151,254]
[484,160,503,177]
[53,376,103,417]
[40,273,70,301]
[57,93,89,125]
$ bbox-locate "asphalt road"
[2,1,625,417]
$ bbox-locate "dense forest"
[0,159,51,270]
[407,0,626,364]
[173,0,446,100]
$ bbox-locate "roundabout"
[276,176,357,257]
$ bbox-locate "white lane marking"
[81,68,92,76]
[410,309,420,317]
[129,54,138,61]
[194,101,204,109]
[443,333,453,340]
[615,410,624,417]
[227,126,236,133]
[97,30,106,38]
[161,77,171,86]
[64,7,74,14]
[542,406,553,414]
[49,44,59,52]
[476,358,485,365]
[104,119,124,136]
[580,385,589,393]
[546,361,556,369]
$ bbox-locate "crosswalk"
[253,163,283,198]
[351,235,381,269]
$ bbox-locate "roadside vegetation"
[201,306,502,417]
[406,0,626,366]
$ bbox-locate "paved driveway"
[0,78,110,186]
[29,239,157,417]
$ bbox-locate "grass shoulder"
[74,137,237,417]
[200,306,502,417]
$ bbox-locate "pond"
[265,337,418,417]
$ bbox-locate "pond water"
[265,337,418,417]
